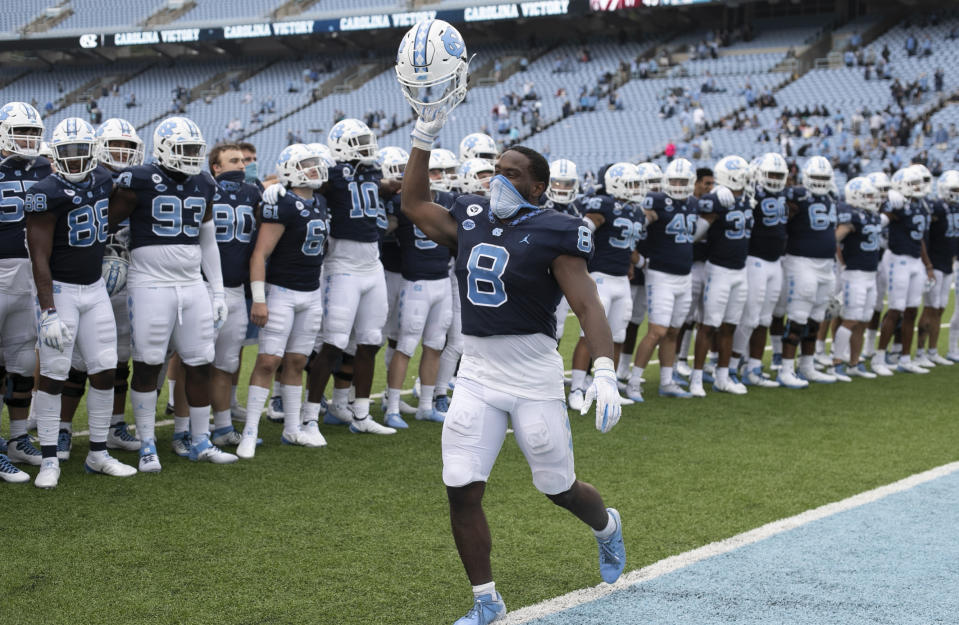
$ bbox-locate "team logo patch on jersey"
[462,219,475,230]
[300,210,310,217]
[151,174,162,184]
[155,184,167,192]
[342,166,353,180]
[72,196,82,205]
[295,201,304,210]
[492,228,503,237]
[664,198,674,210]
[64,189,75,196]
[466,204,483,217]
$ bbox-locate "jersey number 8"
[466,243,509,307]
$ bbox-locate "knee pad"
[332,367,353,383]
[782,320,801,346]
[804,319,821,339]
[88,348,119,376]
[6,373,34,404]
[67,368,88,386]
[62,383,86,398]
[114,362,130,393]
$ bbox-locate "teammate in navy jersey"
[543,158,584,342]
[109,116,234,472]
[238,144,329,457]
[775,156,840,387]
[872,166,934,375]
[399,72,625,619]
[732,153,789,389]
[204,143,260,448]
[569,163,642,410]
[383,190,454,427]
[626,158,700,401]
[25,118,137,488]
[915,170,959,367]
[689,156,753,397]
[0,102,51,477]
[831,177,885,380]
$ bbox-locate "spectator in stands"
[700,134,713,160]
[579,47,590,63]
[638,60,649,79]
[919,37,933,57]
[881,44,891,63]
[609,91,624,111]
[740,82,757,107]
[948,25,959,40]
[693,106,705,133]
[561,98,572,118]
[934,125,949,150]
[243,92,254,105]
[863,65,872,81]
[844,50,856,67]
[905,33,917,56]
[934,68,944,92]
[664,141,676,161]
[287,80,299,93]
[519,57,529,72]
[508,125,520,145]
[125,92,136,108]
[111,83,120,95]
[850,31,863,49]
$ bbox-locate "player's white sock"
[690,369,703,386]
[280,384,303,437]
[630,365,644,385]
[173,416,189,433]
[419,385,434,411]
[593,511,618,539]
[916,348,925,358]
[59,420,72,433]
[616,353,632,379]
[272,379,281,395]
[110,413,125,426]
[716,367,730,386]
[353,398,371,420]
[167,379,176,402]
[243,385,270,435]
[815,340,825,355]
[864,329,878,355]
[929,347,939,356]
[33,390,60,449]
[799,355,814,373]
[570,369,587,391]
[771,336,783,356]
[86,387,113,445]
[386,388,402,414]
[230,385,239,407]
[872,349,886,364]
[384,346,395,371]
[748,357,762,371]
[9,418,27,439]
[130,389,157,443]
[302,401,322,423]
[833,326,852,363]
[781,358,795,374]
[707,350,718,364]
[472,582,496,599]
[189,405,211,443]
[331,386,350,406]
[899,353,911,365]
[435,347,460,394]
[660,366,674,387]
[213,409,232,430]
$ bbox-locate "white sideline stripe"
[502,460,959,624]
[57,322,957,439]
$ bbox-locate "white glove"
[39,308,73,353]
[581,357,622,433]
[212,293,228,331]
[827,292,843,317]
[887,189,905,210]
[262,183,286,205]
[112,226,131,248]
[714,184,735,208]
[410,108,449,152]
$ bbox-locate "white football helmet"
[50,117,98,183]
[152,116,206,176]
[911,163,932,196]
[865,171,891,196]
[635,162,663,196]
[604,162,641,202]
[395,19,469,118]
[459,158,494,196]
[307,143,336,168]
[276,143,327,190]
[328,118,377,167]
[844,177,879,212]
[459,133,497,162]
[0,102,44,159]
[801,155,834,195]
[900,166,925,199]
[102,238,130,296]
[937,170,959,204]
[663,158,695,200]
[377,146,409,182]
[547,159,579,204]
[428,148,459,192]
[713,155,749,192]
[96,118,144,169]
[758,152,788,193]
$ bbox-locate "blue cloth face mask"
[488,174,537,220]
[244,161,258,183]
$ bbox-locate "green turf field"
[3,300,959,625]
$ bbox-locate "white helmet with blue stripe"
[96,118,144,169]
[547,159,579,204]
[395,19,469,119]
[376,146,410,182]
[937,170,959,204]
[801,155,834,195]
[428,148,459,192]
[713,155,749,192]
[459,133,497,162]
[0,101,44,159]
[152,116,206,176]
[459,158,494,196]
[328,118,378,167]
[276,143,327,190]
[758,152,788,193]
[605,162,641,202]
[635,162,663,197]
[307,143,336,168]
[664,158,695,200]
[50,117,97,183]
[844,176,879,212]
[865,171,891,195]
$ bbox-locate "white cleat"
[870,358,894,377]
[744,367,779,388]
[281,428,319,447]
[349,416,396,435]
[568,389,585,412]
[84,452,137,477]
[688,382,707,398]
[801,367,836,384]
[0,454,30,484]
[829,366,853,383]
[35,458,61,489]
[897,361,929,374]
[846,363,877,379]
[777,369,809,389]
[929,353,954,366]
[230,403,248,421]
[714,379,748,395]
[138,440,162,473]
[190,437,239,463]
[236,432,258,459]
[625,378,644,403]
[300,420,328,447]
[618,393,635,406]
[675,361,692,378]
[106,422,141,451]
[915,355,936,369]
[814,352,833,368]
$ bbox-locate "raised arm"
[401,147,458,251]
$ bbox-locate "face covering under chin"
[489,174,537,219]
[244,161,258,183]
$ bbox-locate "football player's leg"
[307,272,361,406]
[129,286,177,459]
[897,260,925,367]
[435,273,463,405]
[111,290,133,429]
[416,282,452,422]
[277,290,323,442]
[386,281,426,425]
[210,287,248,444]
[1,292,38,457]
[619,285,646,380]
[351,271,388,419]
[949,271,959,359]
[658,274,693,393]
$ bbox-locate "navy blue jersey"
[583,195,643,276]
[641,192,698,275]
[785,186,838,259]
[116,164,216,249]
[211,170,260,288]
[543,197,583,217]
[450,195,592,338]
[262,192,328,291]
[699,192,754,270]
[926,199,959,273]
[391,192,452,281]
[838,204,882,272]
[379,192,402,274]
[27,169,113,285]
[886,199,928,258]
[0,156,52,259]
[324,162,385,243]
[747,187,788,261]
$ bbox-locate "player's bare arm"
[553,254,614,360]
[25,210,57,311]
[108,187,137,229]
